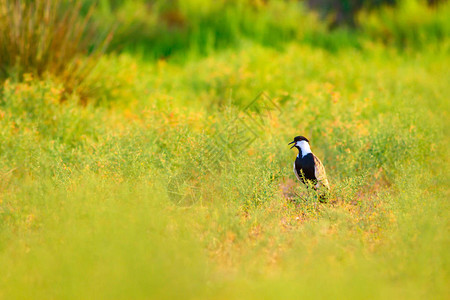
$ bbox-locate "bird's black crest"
[293,136,309,143]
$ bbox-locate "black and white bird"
[289,136,330,199]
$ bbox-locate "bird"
[288,136,330,200]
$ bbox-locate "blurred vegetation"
[0,0,449,299]
[0,0,112,100]
[95,0,325,58]
[307,0,397,27]
[306,0,447,26]
[91,0,450,58]
[1,0,449,95]
[359,0,450,47]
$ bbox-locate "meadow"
[0,0,449,299]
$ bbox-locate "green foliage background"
[0,0,449,299]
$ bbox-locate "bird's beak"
[288,141,295,149]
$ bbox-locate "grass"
[0,0,112,99]
[0,0,449,299]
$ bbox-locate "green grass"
[0,0,449,299]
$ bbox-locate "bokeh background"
[0,0,449,299]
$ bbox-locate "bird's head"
[288,136,310,149]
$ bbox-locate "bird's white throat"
[297,140,312,158]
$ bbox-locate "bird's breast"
[296,154,316,180]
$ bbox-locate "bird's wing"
[313,154,330,190]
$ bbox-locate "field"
[0,0,449,299]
